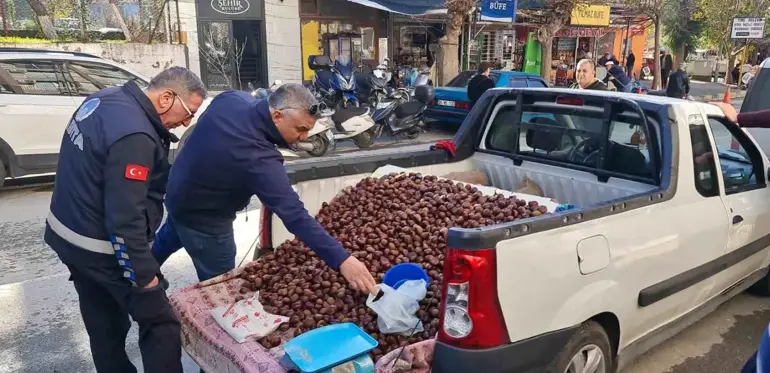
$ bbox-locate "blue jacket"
[45,81,173,288]
[605,64,632,90]
[165,91,350,269]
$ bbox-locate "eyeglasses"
[308,102,330,117]
[173,92,194,119]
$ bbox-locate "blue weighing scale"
[279,323,378,373]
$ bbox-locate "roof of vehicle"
[491,70,543,78]
[0,47,101,59]
[487,87,719,112]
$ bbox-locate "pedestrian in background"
[468,61,495,107]
[666,62,691,99]
[626,51,636,79]
[44,67,205,373]
[151,83,377,294]
[661,50,674,88]
[604,60,633,92]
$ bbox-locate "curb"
[693,90,746,103]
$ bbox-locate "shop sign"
[198,0,261,19]
[570,4,610,26]
[731,17,766,39]
[210,0,250,14]
[480,0,518,23]
[556,27,609,38]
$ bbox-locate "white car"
[0,48,191,187]
[245,89,770,372]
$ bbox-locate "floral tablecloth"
[169,267,435,373]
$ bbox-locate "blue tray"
[283,323,378,373]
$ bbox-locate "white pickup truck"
[259,88,770,372]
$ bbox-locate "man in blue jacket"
[603,60,633,93]
[152,84,377,294]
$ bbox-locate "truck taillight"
[259,207,272,249]
[438,248,509,349]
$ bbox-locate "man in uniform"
[44,67,206,373]
[151,84,377,294]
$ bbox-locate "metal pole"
[738,39,748,88]
[623,17,631,66]
[466,13,473,70]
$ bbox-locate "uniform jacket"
[45,81,174,288]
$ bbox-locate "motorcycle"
[309,55,359,108]
[370,85,434,141]
[355,63,391,107]
[249,81,375,156]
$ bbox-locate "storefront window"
[200,21,235,91]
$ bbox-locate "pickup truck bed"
[257,88,770,373]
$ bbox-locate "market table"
[169,266,435,373]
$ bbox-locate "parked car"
[424,70,547,125]
[0,48,192,187]
[259,88,770,372]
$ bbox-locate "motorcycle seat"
[395,100,424,119]
[332,106,370,131]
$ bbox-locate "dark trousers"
[64,257,182,373]
[661,69,670,88]
[152,213,237,282]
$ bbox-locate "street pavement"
[0,100,760,373]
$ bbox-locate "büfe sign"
[731,17,766,39]
[570,4,610,26]
[480,0,518,23]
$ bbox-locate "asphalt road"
[0,99,759,373]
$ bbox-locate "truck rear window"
[485,105,656,180]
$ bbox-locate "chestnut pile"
[238,173,549,360]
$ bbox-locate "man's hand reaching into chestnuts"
[339,256,377,294]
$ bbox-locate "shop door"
[199,21,236,91]
[233,20,266,89]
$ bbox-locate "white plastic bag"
[210,292,289,343]
[366,279,427,336]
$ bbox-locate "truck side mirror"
[767,167,770,183]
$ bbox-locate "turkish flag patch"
[124,164,149,181]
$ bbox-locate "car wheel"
[546,321,614,373]
[0,160,6,188]
[748,270,770,296]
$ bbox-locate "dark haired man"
[468,61,496,107]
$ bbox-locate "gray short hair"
[268,83,317,111]
[148,66,207,99]
[577,59,596,72]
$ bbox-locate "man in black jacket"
[666,63,691,99]
[468,62,495,107]
[45,67,205,373]
[661,50,674,88]
[575,59,608,90]
[626,51,636,79]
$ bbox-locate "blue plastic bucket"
[383,263,430,289]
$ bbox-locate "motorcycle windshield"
[334,56,355,80]
[413,74,430,86]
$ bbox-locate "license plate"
[437,100,455,107]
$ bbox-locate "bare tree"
[439,0,476,85]
[199,29,248,90]
[25,0,58,39]
[107,0,132,41]
[624,0,665,89]
[534,0,592,83]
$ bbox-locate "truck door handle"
[733,215,744,224]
